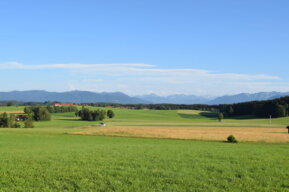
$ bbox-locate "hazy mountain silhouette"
[0,90,288,105]
[137,92,289,104]
[135,94,211,104]
[0,90,150,104]
[207,92,289,104]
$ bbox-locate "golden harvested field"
[72,126,289,143]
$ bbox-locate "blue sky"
[0,0,289,96]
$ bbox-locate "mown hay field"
[69,108,289,143]
[73,126,289,143]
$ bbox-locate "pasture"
[0,106,289,191]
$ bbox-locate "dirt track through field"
[0,111,24,114]
[72,126,289,143]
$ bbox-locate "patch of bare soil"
[0,111,24,114]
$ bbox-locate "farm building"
[16,114,29,121]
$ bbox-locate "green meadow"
[0,106,289,191]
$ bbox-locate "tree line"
[217,96,289,118]
[0,101,59,106]
[1,105,115,128]
[24,106,79,121]
[86,103,217,111]
[24,106,115,122]
[85,97,289,118]
[46,106,78,113]
[6,96,289,119]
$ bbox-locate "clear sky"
[0,0,289,96]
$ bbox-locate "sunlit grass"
[0,106,289,191]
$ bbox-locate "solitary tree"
[0,113,9,127]
[227,106,234,116]
[107,110,115,119]
[33,107,51,121]
[227,135,238,143]
[99,110,106,121]
[218,112,224,122]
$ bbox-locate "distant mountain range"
[0,90,288,105]
[207,92,289,105]
[137,92,289,105]
[0,90,149,104]
[135,94,212,104]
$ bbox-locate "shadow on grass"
[178,112,217,120]
[178,113,198,119]
[200,112,218,118]
[225,115,263,120]
[178,111,265,121]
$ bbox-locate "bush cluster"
[24,106,51,121]
[24,116,34,128]
[76,108,115,121]
[0,113,20,128]
[227,135,238,143]
[0,113,34,128]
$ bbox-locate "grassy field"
[71,107,289,142]
[0,106,289,191]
